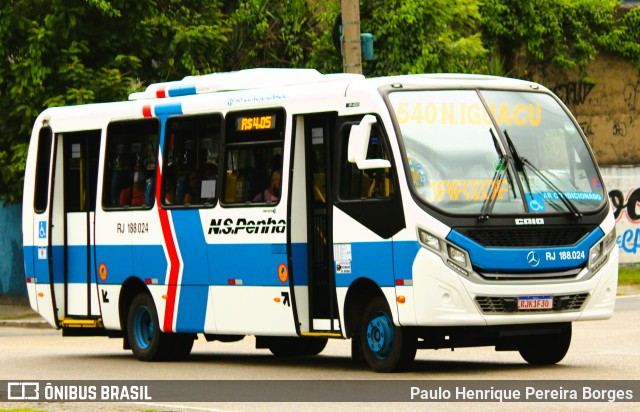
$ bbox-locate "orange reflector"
[397,296,406,304]
[162,295,168,300]
[274,298,281,303]
[38,292,44,297]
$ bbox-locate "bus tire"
[127,293,172,361]
[360,296,416,372]
[518,323,572,365]
[267,337,328,357]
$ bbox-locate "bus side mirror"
[347,115,391,170]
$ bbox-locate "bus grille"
[459,227,591,247]
[475,293,589,314]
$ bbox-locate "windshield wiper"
[504,130,583,220]
[478,129,510,223]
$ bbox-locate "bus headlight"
[448,246,468,266]
[418,229,441,252]
[417,228,471,276]
[589,228,616,273]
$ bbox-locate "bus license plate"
[518,296,553,310]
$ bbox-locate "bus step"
[301,332,343,338]
[60,318,104,328]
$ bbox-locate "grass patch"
[619,265,640,286]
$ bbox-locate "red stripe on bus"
[156,166,180,332]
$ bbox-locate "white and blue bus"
[23,69,618,372]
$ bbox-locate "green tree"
[599,6,640,69]
[4,0,640,203]
[0,0,229,202]
[223,0,337,71]
[361,0,488,75]
[480,0,619,77]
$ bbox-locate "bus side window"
[222,109,285,205]
[340,123,394,200]
[34,127,53,213]
[163,114,222,207]
[102,119,160,209]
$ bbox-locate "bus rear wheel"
[127,293,173,361]
[360,296,416,372]
[518,323,572,365]
[267,337,328,357]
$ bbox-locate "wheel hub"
[133,305,153,350]
[366,312,394,359]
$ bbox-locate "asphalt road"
[0,295,638,411]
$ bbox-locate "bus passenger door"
[290,114,340,334]
[332,115,405,325]
[31,126,60,327]
[60,132,102,318]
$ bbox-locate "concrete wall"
[0,202,26,301]
[602,166,640,264]
[533,53,640,166]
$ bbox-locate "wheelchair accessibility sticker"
[525,194,546,213]
[38,221,47,239]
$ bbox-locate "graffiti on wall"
[553,81,595,106]
[624,80,639,111]
[608,186,640,257]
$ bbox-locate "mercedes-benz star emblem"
[526,251,541,267]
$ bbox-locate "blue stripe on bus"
[24,246,35,279]
[154,102,183,117]
[168,85,197,97]
[171,210,209,285]
[175,285,208,333]
[30,246,64,283]
[393,240,421,282]
[290,242,308,286]
[446,228,603,272]
[96,244,133,284]
[171,210,209,332]
[132,244,167,282]
[27,241,404,287]
[209,243,290,286]
[334,241,395,287]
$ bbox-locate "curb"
[0,319,51,329]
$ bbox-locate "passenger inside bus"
[252,169,281,202]
[119,162,146,206]
[182,170,201,204]
[163,177,176,205]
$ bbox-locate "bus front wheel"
[518,323,572,365]
[360,296,416,372]
[127,293,173,361]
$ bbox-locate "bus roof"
[128,68,364,101]
[129,69,546,102]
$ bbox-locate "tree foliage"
[362,0,487,75]
[599,6,640,69]
[223,0,339,71]
[480,0,619,76]
[0,0,228,202]
[2,0,640,202]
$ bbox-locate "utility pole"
[341,0,362,74]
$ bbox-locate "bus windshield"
[389,89,605,215]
